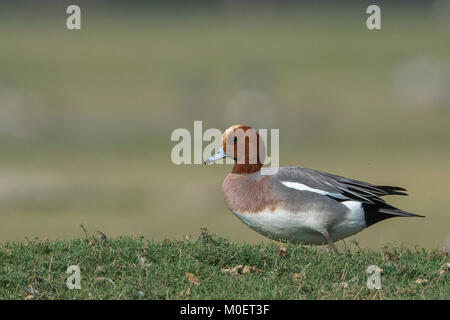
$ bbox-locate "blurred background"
[0,0,449,249]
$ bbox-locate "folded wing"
[275,167,424,223]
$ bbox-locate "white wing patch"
[281,181,347,199]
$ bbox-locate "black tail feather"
[378,208,424,218]
[362,203,424,227]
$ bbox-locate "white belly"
[233,202,366,245]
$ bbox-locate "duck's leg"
[321,230,338,254]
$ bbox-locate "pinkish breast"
[221,174,281,214]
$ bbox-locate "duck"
[204,124,423,252]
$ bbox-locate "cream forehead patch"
[224,125,246,136]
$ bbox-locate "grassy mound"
[0,230,448,299]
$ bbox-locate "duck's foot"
[321,230,339,254]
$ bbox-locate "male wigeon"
[205,125,423,252]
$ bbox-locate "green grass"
[0,230,448,300]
